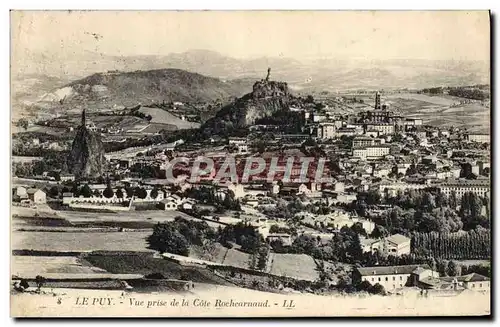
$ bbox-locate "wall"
[361,273,411,290]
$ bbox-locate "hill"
[33,68,252,114]
[202,74,292,135]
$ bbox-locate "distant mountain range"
[11,49,490,120]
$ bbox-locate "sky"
[11,11,490,62]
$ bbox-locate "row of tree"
[412,228,491,260]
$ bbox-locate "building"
[383,234,411,256]
[360,238,381,254]
[237,144,248,154]
[439,178,490,199]
[365,123,395,135]
[13,186,28,200]
[159,198,178,210]
[316,123,336,139]
[59,174,75,182]
[228,137,247,146]
[466,133,490,143]
[360,110,394,123]
[403,118,423,126]
[363,145,391,160]
[266,233,293,246]
[26,188,46,204]
[442,273,490,291]
[312,113,327,123]
[354,264,437,291]
[62,192,74,205]
[353,148,368,160]
[418,273,490,292]
[352,136,376,148]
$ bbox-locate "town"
[11,69,491,299]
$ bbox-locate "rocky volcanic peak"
[202,68,292,134]
[67,110,106,178]
[251,80,290,99]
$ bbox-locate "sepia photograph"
[9,10,491,318]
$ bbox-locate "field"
[268,253,320,281]
[189,243,251,269]
[138,107,200,129]
[12,231,153,252]
[11,256,107,277]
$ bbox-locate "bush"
[370,283,386,295]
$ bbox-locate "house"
[418,273,490,292]
[266,233,293,246]
[13,186,28,201]
[159,198,178,211]
[62,192,74,205]
[181,198,196,211]
[383,234,411,256]
[446,273,490,291]
[354,264,437,291]
[166,194,183,205]
[360,237,381,254]
[26,188,46,204]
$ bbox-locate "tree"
[125,186,134,198]
[135,187,148,199]
[71,183,80,197]
[16,118,29,130]
[150,187,159,200]
[103,184,114,198]
[447,260,461,277]
[147,223,190,255]
[49,186,59,198]
[80,184,92,198]
[115,187,124,199]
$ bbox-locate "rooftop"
[357,264,431,276]
[386,233,411,245]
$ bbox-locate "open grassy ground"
[268,253,319,282]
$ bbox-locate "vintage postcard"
[10,10,491,317]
